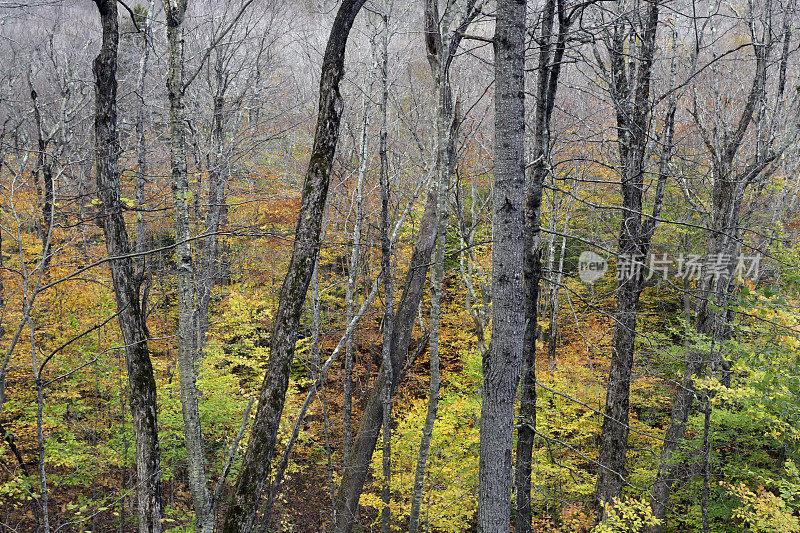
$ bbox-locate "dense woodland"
[0,0,799,531]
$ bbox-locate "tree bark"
[478,0,526,530]
[92,1,163,530]
[221,2,366,530]
[594,0,660,512]
[343,96,369,466]
[165,1,214,530]
[516,1,567,530]
[378,5,394,532]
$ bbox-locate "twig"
[212,396,255,507]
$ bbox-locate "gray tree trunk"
[378,5,394,533]
[343,96,369,466]
[35,349,50,533]
[28,82,54,274]
[478,0,526,530]
[165,1,214,531]
[220,2,367,530]
[92,1,163,530]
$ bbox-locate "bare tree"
[188,0,276,356]
[408,0,472,530]
[515,0,570,529]
[377,3,394,532]
[342,94,369,467]
[134,0,155,270]
[593,0,664,512]
[221,2,367,530]
[478,0,526,530]
[334,2,479,530]
[93,1,163,530]
[164,1,215,530]
[650,2,799,528]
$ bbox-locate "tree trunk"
[165,1,214,530]
[479,0,526,530]
[595,0,659,512]
[195,90,228,357]
[221,2,366,531]
[516,1,567,529]
[29,83,54,274]
[34,323,50,533]
[134,0,155,328]
[379,6,394,528]
[548,208,569,368]
[343,96,369,466]
[92,2,163,530]
[135,0,155,266]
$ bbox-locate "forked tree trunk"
[479,0,526,530]
[221,2,366,531]
[92,1,163,530]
